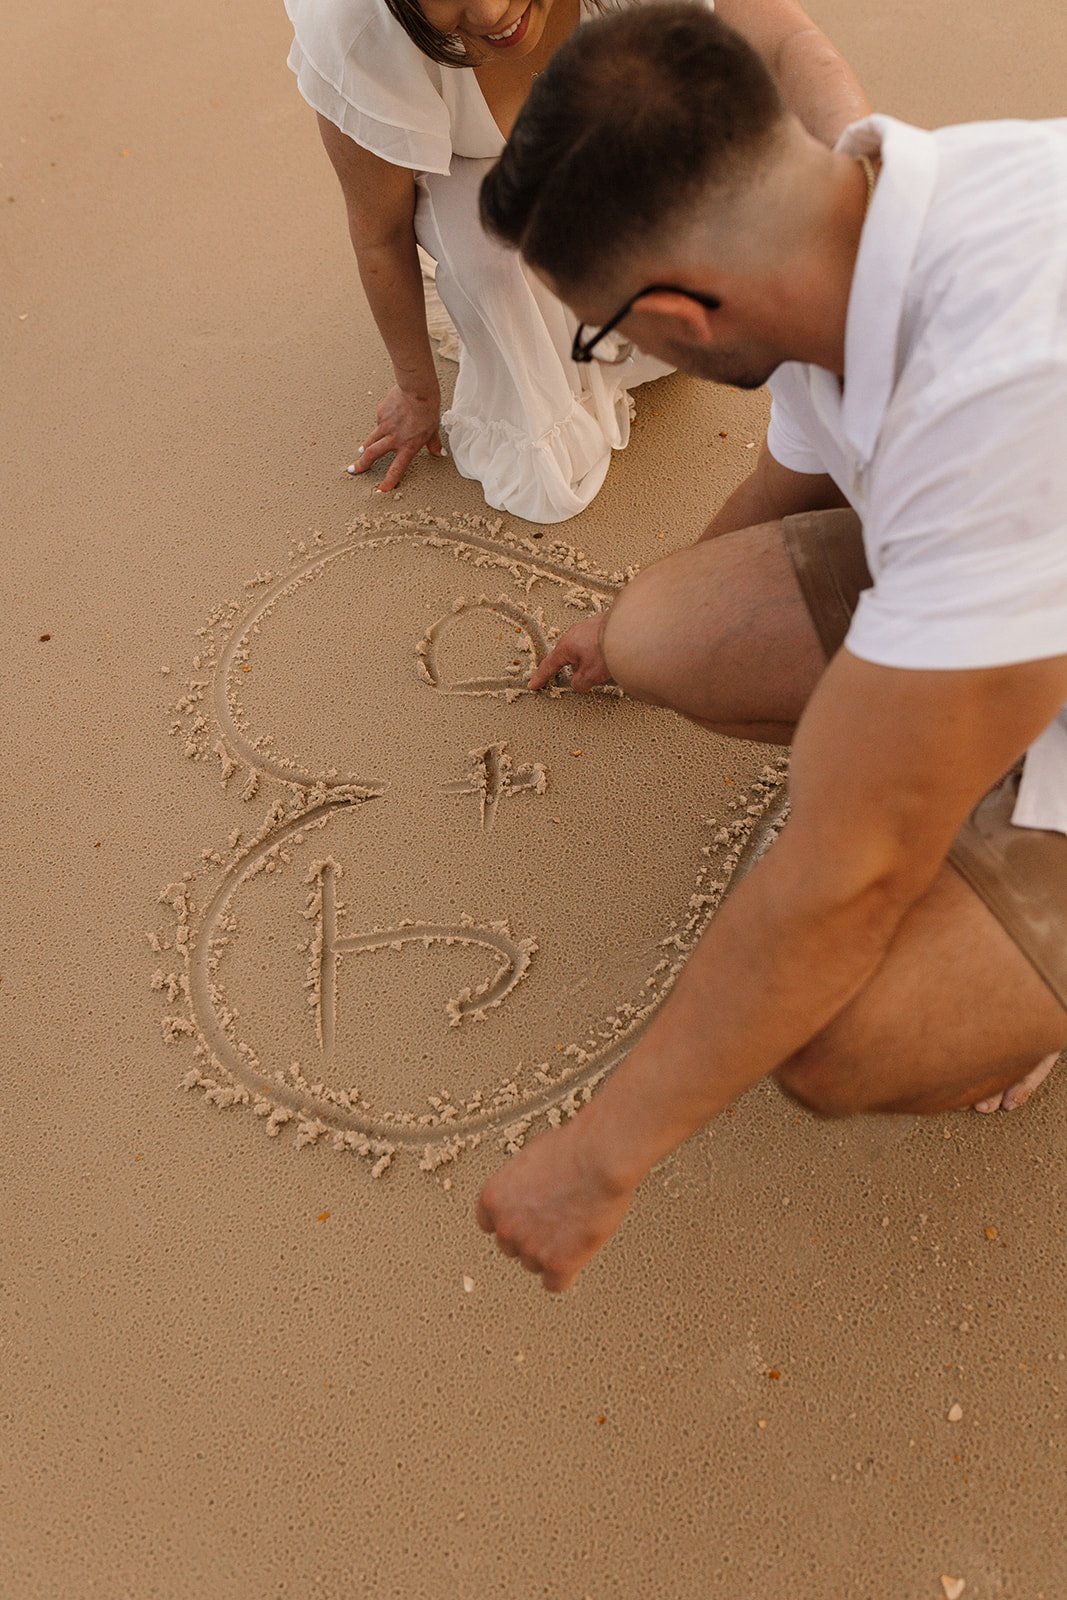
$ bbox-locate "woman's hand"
[528,610,613,692]
[350,382,446,492]
[317,122,447,492]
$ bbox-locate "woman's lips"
[483,4,531,47]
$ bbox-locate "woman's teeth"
[487,10,524,38]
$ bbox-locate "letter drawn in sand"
[443,742,548,832]
[306,858,537,1057]
[415,597,550,696]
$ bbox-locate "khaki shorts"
[783,507,1067,1010]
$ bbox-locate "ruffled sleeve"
[284,0,454,175]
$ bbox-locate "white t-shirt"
[284,0,667,174]
[767,114,1067,834]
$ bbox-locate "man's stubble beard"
[666,338,780,391]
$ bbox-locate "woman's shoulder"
[285,0,415,64]
[285,0,454,174]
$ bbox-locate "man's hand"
[476,1118,639,1292]
[528,611,613,692]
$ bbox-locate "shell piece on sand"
[947,1403,963,1423]
[940,1577,966,1600]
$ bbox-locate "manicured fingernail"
[346,463,358,475]
[358,445,365,455]
[441,448,450,459]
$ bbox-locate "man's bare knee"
[601,528,825,728]
[601,563,677,703]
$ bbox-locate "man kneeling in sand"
[473,4,1067,1291]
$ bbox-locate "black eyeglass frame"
[571,283,722,364]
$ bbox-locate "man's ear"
[633,289,719,342]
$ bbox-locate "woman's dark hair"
[382,0,468,68]
[480,4,785,288]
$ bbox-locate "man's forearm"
[699,468,786,540]
[700,450,850,541]
[700,464,851,544]
[577,831,909,1186]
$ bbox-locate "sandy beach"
[4,1,1065,1595]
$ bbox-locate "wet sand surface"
[3,2,1065,1596]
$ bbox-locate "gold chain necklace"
[857,153,877,210]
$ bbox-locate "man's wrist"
[573,1078,667,1196]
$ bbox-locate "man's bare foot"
[974,1051,1060,1113]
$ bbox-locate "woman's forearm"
[715,2,870,147]
[350,227,440,397]
[772,24,870,145]
[316,116,440,397]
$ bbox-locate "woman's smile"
[420,0,554,58]
[482,2,532,45]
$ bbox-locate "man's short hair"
[480,3,786,290]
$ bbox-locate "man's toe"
[1000,1052,1058,1110]
[973,1052,1059,1114]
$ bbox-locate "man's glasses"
[571,284,722,364]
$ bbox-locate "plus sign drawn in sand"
[443,742,547,831]
[153,511,787,1174]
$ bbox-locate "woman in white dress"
[285,0,867,521]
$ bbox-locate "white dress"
[284,0,677,522]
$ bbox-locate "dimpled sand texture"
[3,0,1066,1597]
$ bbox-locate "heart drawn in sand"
[153,512,785,1173]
